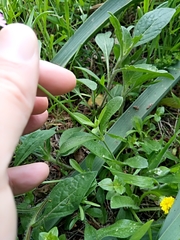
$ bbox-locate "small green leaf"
[133,8,175,47]
[59,234,66,240]
[95,31,114,68]
[121,26,133,55]
[124,156,148,169]
[111,195,139,209]
[129,220,153,240]
[69,159,84,173]
[99,96,123,132]
[109,13,123,58]
[110,170,156,189]
[59,132,97,156]
[98,178,114,191]
[39,227,59,240]
[113,176,126,194]
[73,112,95,127]
[79,205,85,221]
[86,208,103,219]
[151,166,170,177]
[76,67,100,82]
[77,78,97,91]
[58,234,67,240]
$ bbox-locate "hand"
[0,23,76,239]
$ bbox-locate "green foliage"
[14,128,56,166]
[39,227,59,240]
[85,220,142,239]
[31,172,97,238]
[133,8,175,46]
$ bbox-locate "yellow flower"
[160,196,175,214]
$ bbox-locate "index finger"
[37,60,76,96]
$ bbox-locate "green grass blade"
[79,62,180,172]
[52,0,141,67]
[149,130,180,170]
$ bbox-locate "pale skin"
[0,23,76,239]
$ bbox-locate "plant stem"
[138,207,160,212]
[139,191,161,205]
[130,209,142,223]
[38,84,95,135]
[48,156,73,170]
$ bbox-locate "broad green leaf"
[14,128,56,166]
[84,223,98,240]
[110,170,156,189]
[95,32,114,68]
[129,220,153,240]
[123,156,148,169]
[158,190,180,240]
[97,219,142,239]
[59,132,97,156]
[100,96,123,132]
[73,112,95,127]
[98,178,114,191]
[133,8,175,47]
[77,78,97,91]
[83,140,113,160]
[59,127,83,156]
[33,172,97,235]
[52,0,140,67]
[122,64,174,79]
[59,127,82,147]
[110,195,139,210]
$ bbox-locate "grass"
[1,0,180,239]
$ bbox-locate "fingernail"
[0,23,38,61]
